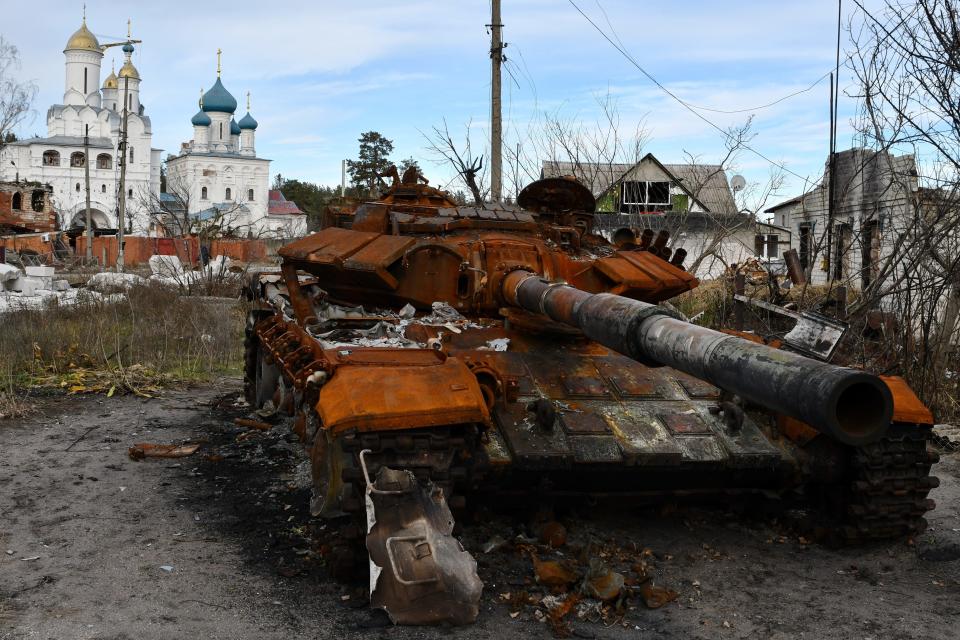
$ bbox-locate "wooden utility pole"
[117,75,129,272]
[489,0,503,203]
[83,124,93,261]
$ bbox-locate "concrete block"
[52,279,71,292]
[8,275,53,296]
[149,254,184,278]
[0,263,22,283]
[25,266,56,277]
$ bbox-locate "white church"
[166,53,305,238]
[0,18,161,233]
[0,18,306,239]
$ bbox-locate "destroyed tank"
[244,171,938,625]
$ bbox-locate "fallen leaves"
[33,363,171,398]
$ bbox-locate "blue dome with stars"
[201,78,237,114]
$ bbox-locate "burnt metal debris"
[243,169,939,625]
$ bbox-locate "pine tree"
[346,131,393,196]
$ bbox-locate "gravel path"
[1,382,958,639]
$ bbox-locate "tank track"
[840,423,940,542]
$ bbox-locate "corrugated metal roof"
[541,154,737,213]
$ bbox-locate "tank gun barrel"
[501,271,892,446]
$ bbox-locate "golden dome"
[118,60,140,80]
[103,68,118,89]
[65,20,101,53]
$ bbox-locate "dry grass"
[0,282,246,416]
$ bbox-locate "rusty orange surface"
[881,375,934,425]
[316,357,490,433]
[777,414,820,446]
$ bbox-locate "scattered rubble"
[933,424,960,451]
[128,442,201,460]
[86,271,146,292]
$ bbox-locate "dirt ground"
[1,380,958,640]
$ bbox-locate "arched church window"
[101,184,106,193]
[75,183,80,192]
[43,150,60,166]
[84,67,88,94]
[97,154,112,169]
[129,147,134,163]
[113,102,117,110]
[248,189,254,201]
[31,191,44,212]
[225,188,232,200]
[219,123,223,140]
[71,152,86,167]
[128,94,131,110]
[11,192,22,210]
[201,186,208,200]
[128,189,133,198]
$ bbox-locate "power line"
[566,0,814,182]
[682,74,833,114]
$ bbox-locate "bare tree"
[423,119,488,205]
[0,37,37,151]
[754,0,960,419]
[140,174,254,241]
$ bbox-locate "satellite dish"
[731,175,746,192]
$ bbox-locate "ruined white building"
[764,148,919,287]
[0,18,162,232]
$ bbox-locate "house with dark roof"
[541,154,787,279]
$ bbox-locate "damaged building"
[542,154,789,279]
[764,148,919,288]
[0,182,57,234]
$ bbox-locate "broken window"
[754,234,780,259]
[31,191,45,212]
[248,188,254,201]
[43,150,60,166]
[71,152,86,167]
[225,187,232,200]
[833,223,852,280]
[798,225,811,270]
[201,186,208,200]
[11,192,21,210]
[620,181,672,213]
[861,220,881,288]
[97,153,112,169]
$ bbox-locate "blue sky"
[6,1,882,212]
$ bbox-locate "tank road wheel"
[310,427,348,518]
[243,311,281,412]
[309,425,363,580]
